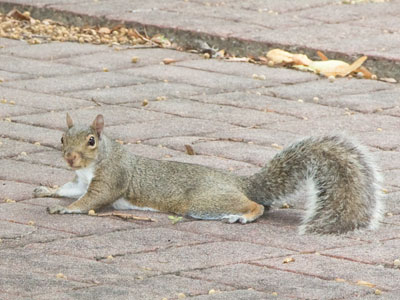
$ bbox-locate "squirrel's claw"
[33,186,54,198]
[47,205,68,214]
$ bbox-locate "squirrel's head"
[61,113,104,169]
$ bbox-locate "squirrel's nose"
[65,152,78,166]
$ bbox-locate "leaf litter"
[1,9,394,82]
[0,9,171,48]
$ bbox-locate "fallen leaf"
[356,280,376,288]
[168,215,183,224]
[98,27,111,34]
[283,257,295,264]
[184,144,195,155]
[379,77,397,83]
[7,9,31,22]
[56,273,67,279]
[163,58,177,64]
[227,57,250,62]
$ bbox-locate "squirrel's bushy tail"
[244,136,383,234]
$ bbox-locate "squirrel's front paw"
[47,205,68,214]
[47,205,83,214]
[33,186,55,198]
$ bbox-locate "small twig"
[97,212,156,222]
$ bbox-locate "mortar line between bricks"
[0,134,60,151]
[175,63,321,85]
[1,72,158,93]
[140,105,289,128]
[0,217,80,235]
[175,268,304,297]
[185,96,306,120]
[0,174,51,186]
[248,261,389,292]
[11,156,69,171]
[266,84,397,104]
[169,224,304,253]
[139,141,260,168]
[0,147,55,160]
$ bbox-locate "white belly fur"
[112,198,159,212]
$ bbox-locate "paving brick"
[0,101,43,118]
[56,47,200,70]
[0,69,33,81]
[192,91,346,120]
[12,105,173,130]
[265,114,400,136]
[0,247,155,286]
[112,241,292,273]
[176,59,318,85]
[183,263,370,299]
[175,219,362,253]
[0,200,140,236]
[181,140,278,166]
[0,222,72,250]
[263,78,395,102]
[385,191,400,214]
[257,253,400,290]
[323,238,400,265]
[141,97,298,127]
[0,180,37,202]
[0,137,51,158]
[122,65,270,91]
[0,37,27,47]
[0,86,92,111]
[166,154,256,174]
[0,121,63,148]
[0,266,90,297]
[317,88,400,113]
[3,70,152,94]
[2,41,109,60]
[145,128,301,150]
[0,159,71,186]
[189,289,282,300]
[67,82,206,105]
[15,149,67,169]
[356,130,400,152]
[26,227,217,259]
[107,117,237,142]
[382,169,400,190]
[0,54,92,77]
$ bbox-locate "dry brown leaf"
[266,49,294,64]
[185,144,195,155]
[7,9,31,22]
[316,50,329,61]
[307,60,350,77]
[342,55,368,77]
[292,54,312,66]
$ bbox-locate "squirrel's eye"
[88,136,95,146]
[61,137,64,144]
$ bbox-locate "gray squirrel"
[33,113,384,234]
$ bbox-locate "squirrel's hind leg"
[188,193,264,224]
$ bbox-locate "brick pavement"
[1,1,400,299]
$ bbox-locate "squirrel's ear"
[92,114,104,137]
[66,113,73,129]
